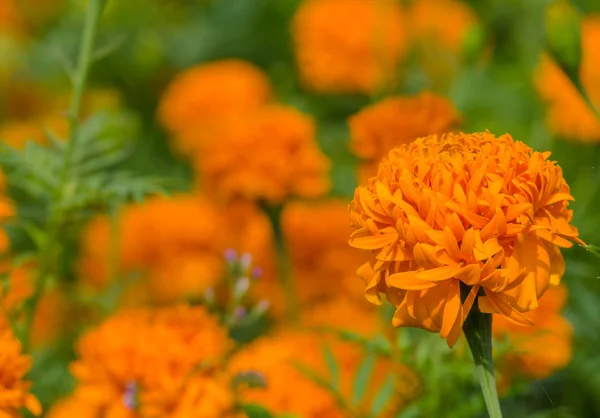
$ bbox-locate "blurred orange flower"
[158,59,272,155]
[0,0,23,37]
[292,0,407,94]
[349,132,582,348]
[0,170,14,256]
[69,305,234,417]
[536,16,600,142]
[0,320,41,417]
[195,105,330,204]
[494,285,573,384]
[409,0,477,53]
[78,195,275,304]
[349,92,461,182]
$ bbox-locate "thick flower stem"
[462,302,503,418]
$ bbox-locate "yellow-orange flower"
[78,195,275,304]
[349,92,461,182]
[349,132,582,348]
[195,105,330,204]
[69,305,234,417]
[45,397,96,418]
[536,16,600,142]
[409,0,477,53]
[0,320,41,417]
[0,170,13,255]
[494,285,572,385]
[291,0,407,94]
[158,59,272,154]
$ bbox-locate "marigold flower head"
[195,105,330,204]
[536,17,600,142]
[158,59,272,154]
[0,321,41,417]
[494,285,572,385]
[349,92,461,182]
[409,0,478,53]
[292,0,407,94]
[69,305,233,417]
[78,195,275,305]
[230,329,419,417]
[349,132,582,348]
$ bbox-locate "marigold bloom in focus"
[0,321,41,417]
[349,132,582,348]
[69,305,234,417]
[536,17,600,142]
[195,105,330,204]
[292,0,407,94]
[349,92,461,182]
[494,285,572,384]
[158,59,272,154]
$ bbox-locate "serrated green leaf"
[352,352,375,405]
[242,403,275,418]
[322,344,340,391]
[370,373,395,416]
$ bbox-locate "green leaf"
[352,352,375,405]
[242,404,275,418]
[370,373,395,416]
[322,344,340,391]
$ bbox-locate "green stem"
[22,0,104,351]
[261,203,299,322]
[462,301,503,418]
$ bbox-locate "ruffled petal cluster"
[194,105,330,204]
[157,59,272,155]
[68,305,236,417]
[349,132,582,347]
[349,92,460,182]
[0,320,41,417]
[291,0,407,94]
[536,16,600,142]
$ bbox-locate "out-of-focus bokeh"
[1,0,600,417]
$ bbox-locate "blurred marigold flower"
[195,105,330,204]
[536,16,600,142]
[291,0,407,94]
[0,170,13,255]
[157,59,272,154]
[0,320,41,417]
[349,92,461,182]
[230,328,418,417]
[68,305,235,417]
[251,200,370,316]
[349,132,582,348]
[408,0,478,53]
[494,285,573,385]
[78,195,275,305]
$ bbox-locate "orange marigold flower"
[349,132,582,348]
[69,305,234,417]
[494,285,572,385]
[409,0,478,53]
[45,397,96,418]
[0,169,13,255]
[0,320,42,417]
[291,0,407,94]
[349,92,461,182]
[230,329,419,418]
[195,105,330,204]
[536,15,600,142]
[157,59,272,154]
[78,195,274,304]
